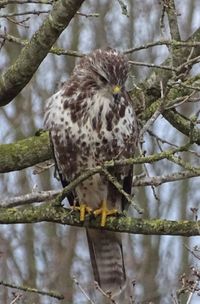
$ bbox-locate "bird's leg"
[93,200,118,227]
[74,203,92,221]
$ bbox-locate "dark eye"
[99,75,107,84]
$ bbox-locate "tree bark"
[0,0,85,106]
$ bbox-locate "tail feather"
[86,229,126,296]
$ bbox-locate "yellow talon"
[94,200,118,227]
[74,203,92,221]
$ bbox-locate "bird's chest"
[73,101,136,166]
[52,96,137,179]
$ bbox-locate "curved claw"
[74,203,92,222]
[94,200,118,227]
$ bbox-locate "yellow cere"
[112,85,121,95]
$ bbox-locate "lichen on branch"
[0,131,51,173]
[0,202,199,237]
[0,0,85,106]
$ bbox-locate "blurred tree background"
[0,1,199,303]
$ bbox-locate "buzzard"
[44,48,138,296]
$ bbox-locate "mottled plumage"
[44,48,138,296]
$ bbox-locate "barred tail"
[86,228,126,296]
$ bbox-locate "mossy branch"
[0,280,64,300]
[0,31,84,58]
[0,0,85,106]
[140,99,200,145]
[0,131,51,173]
[0,203,199,236]
[131,27,200,144]
[135,75,200,145]
[0,135,190,173]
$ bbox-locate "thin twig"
[0,31,84,57]
[0,280,64,300]
[139,80,167,139]
[124,40,200,54]
[0,189,60,207]
[147,129,179,148]
[133,170,200,187]
[0,10,50,18]
[0,0,53,5]
[102,168,143,214]
[186,280,199,304]
[73,277,96,304]
[0,169,199,208]
[76,11,99,18]
[138,145,159,202]
[167,154,200,173]
[170,81,200,92]
[10,294,22,304]
[94,281,117,304]
[56,145,190,206]
[0,145,194,208]
[128,60,177,72]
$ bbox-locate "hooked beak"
[112,85,122,102]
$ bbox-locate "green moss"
[0,131,51,173]
[0,203,199,236]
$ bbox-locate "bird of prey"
[44,48,138,296]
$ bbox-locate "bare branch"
[9,294,22,304]
[73,277,96,304]
[0,189,60,207]
[133,170,200,187]
[0,10,50,18]
[0,0,53,6]
[0,131,52,173]
[165,0,181,41]
[101,168,143,214]
[0,132,191,173]
[124,40,200,54]
[94,281,117,303]
[0,31,84,57]
[3,32,200,58]
[0,0,85,106]
[1,169,199,208]
[129,60,177,72]
[0,280,64,300]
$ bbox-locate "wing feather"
[44,91,75,205]
[122,166,133,211]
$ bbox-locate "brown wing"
[121,90,138,210]
[49,133,74,205]
[122,166,133,211]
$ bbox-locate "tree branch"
[0,203,199,236]
[1,168,199,208]
[0,280,64,300]
[0,0,53,6]
[141,98,200,145]
[0,31,84,57]
[137,74,200,145]
[0,136,190,173]
[0,0,85,106]
[132,26,200,143]
[0,189,60,207]
[0,131,51,173]
[165,0,181,41]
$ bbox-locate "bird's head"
[74,48,129,100]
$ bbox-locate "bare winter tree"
[0,1,199,303]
